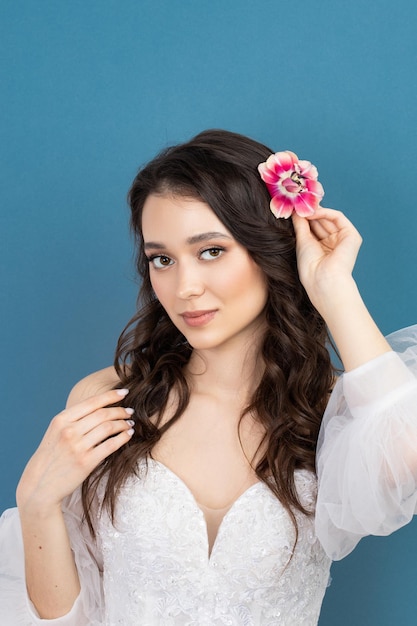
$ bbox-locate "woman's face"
[141,194,268,353]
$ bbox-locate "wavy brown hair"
[82,129,335,538]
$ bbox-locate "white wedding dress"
[1,326,417,626]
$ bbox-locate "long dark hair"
[82,129,335,537]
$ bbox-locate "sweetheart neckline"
[144,457,266,559]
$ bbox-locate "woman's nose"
[176,265,205,299]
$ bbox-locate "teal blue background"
[1,1,416,623]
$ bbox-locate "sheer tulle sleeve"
[315,324,417,561]
[0,489,103,625]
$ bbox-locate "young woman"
[1,130,417,625]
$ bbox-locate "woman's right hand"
[16,388,134,513]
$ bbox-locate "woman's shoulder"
[66,366,122,408]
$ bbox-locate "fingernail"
[127,428,135,436]
[117,388,129,396]
[126,419,135,426]
[125,408,134,415]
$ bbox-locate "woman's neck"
[185,336,265,402]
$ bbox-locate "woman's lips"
[181,310,217,327]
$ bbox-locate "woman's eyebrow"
[144,231,232,250]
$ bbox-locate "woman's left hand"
[293,207,391,369]
[292,207,363,307]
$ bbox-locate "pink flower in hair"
[258,151,324,219]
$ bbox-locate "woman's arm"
[294,210,417,558]
[16,371,133,620]
[292,208,391,370]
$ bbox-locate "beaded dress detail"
[97,460,330,625]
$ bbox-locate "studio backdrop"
[1,2,416,624]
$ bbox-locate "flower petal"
[258,162,280,185]
[297,160,318,180]
[270,195,294,219]
[269,151,298,174]
[293,193,320,216]
[305,179,324,200]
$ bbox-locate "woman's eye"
[149,255,173,269]
[200,247,224,260]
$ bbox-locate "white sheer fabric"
[1,325,417,625]
[315,325,417,560]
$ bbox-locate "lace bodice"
[96,459,330,625]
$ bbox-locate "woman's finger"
[308,220,332,240]
[303,207,344,221]
[80,413,135,451]
[305,208,360,235]
[61,388,130,423]
[65,405,134,438]
[88,429,135,468]
[312,217,340,234]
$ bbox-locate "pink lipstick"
[181,310,217,327]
